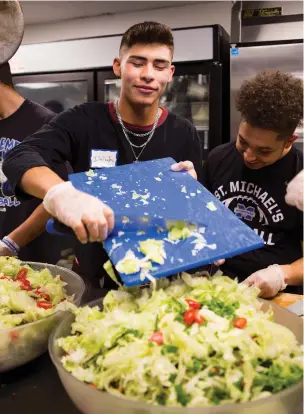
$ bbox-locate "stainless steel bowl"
[0,262,85,372]
[49,298,303,414]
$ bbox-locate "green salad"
[0,257,74,329]
[58,274,303,407]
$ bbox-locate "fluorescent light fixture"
[14,82,60,89]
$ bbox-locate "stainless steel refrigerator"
[230,41,303,152]
[13,71,94,113]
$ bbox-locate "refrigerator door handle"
[203,130,209,150]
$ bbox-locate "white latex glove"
[285,170,303,211]
[171,161,197,180]
[43,182,115,244]
[242,264,287,298]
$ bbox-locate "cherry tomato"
[36,301,53,309]
[233,317,247,329]
[149,331,164,345]
[193,311,205,324]
[40,293,51,301]
[16,268,28,280]
[185,299,200,310]
[183,309,197,326]
[19,279,32,291]
[184,309,205,326]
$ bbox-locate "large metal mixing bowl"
[49,297,303,414]
[0,262,85,372]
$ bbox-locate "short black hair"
[236,70,303,139]
[120,21,174,57]
[0,62,13,86]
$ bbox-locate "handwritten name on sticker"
[91,150,117,168]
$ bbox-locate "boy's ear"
[113,58,121,78]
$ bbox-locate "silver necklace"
[114,100,160,138]
[114,100,160,162]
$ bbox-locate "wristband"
[2,236,20,255]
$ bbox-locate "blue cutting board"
[69,158,263,286]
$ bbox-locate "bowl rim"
[48,296,303,413]
[0,261,85,333]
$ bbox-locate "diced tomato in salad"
[19,279,32,291]
[149,331,164,345]
[36,301,53,309]
[233,317,247,329]
[184,309,205,326]
[185,299,200,309]
[16,268,28,280]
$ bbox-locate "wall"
[21,2,232,45]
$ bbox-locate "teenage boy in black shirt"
[0,62,68,263]
[4,22,202,288]
[203,70,303,298]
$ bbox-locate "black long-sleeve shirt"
[4,102,203,191]
[3,101,203,285]
[0,99,69,263]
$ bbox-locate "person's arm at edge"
[7,203,52,249]
[282,257,303,286]
[2,107,114,243]
[19,166,64,199]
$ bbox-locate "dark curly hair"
[236,70,303,139]
[120,21,174,57]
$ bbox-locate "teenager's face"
[113,43,175,106]
[236,121,296,169]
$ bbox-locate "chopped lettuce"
[131,191,150,201]
[58,274,303,407]
[115,239,166,275]
[138,239,166,265]
[0,257,74,329]
[206,201,217,211]
[103,260,122,287]
[116,250,142,275]
[167,220,196,241]
[85,169,97,177]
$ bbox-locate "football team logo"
[222,195,269,226]
[234,203,255,221]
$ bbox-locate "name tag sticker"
[90,150,118,168]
